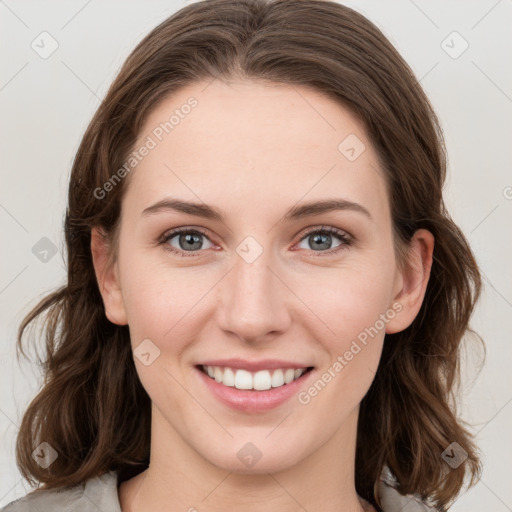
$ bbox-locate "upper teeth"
[202,365,308,390]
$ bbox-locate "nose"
[216,246,292,343]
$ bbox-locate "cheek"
[118,251,218,346]
[290,256,395,400]
[292,257,395,343]
[296,275,390,414]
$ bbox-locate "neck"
[119,404,372,512]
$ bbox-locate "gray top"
[1,467,437,512]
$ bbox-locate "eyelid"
[296,225,352,242]
[158,225,212,244]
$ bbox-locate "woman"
[2,0,483,511]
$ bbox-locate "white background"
[1,0,511,510]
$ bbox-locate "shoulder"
[1,470,121,512]
[376,466,439,512]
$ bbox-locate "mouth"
[194,363,316,413]
[195,364,315,391]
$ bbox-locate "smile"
[199,365,314,391]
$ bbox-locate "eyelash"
[158,226,353,258]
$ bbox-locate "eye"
[159,225,352,258]
[295,226,352,255]
[159,227,214,257]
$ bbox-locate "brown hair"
[14,0,484,510]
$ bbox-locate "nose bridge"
[217,239,291,341]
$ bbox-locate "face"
[93,79,430,475]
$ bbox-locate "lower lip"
[195,366,315,413]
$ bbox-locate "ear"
[385,229,435,334]
[90,226,128,326]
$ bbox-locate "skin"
[91,79,434,512]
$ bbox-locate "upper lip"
[197,358,314,372]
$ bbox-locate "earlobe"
[385,229,435,334]
[90,226,128,326]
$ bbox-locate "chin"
[199,438,307,475]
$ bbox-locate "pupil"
[182,233,201,250]
[311,233,330,250]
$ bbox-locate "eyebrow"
[141,197,372,222]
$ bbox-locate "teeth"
[202,365,308,390]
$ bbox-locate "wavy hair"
[14,1,484,510]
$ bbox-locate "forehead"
[125,79,389,222]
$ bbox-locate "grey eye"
[168,231,213,252]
